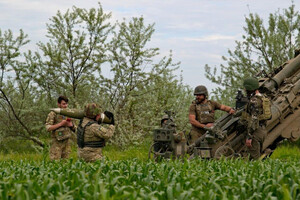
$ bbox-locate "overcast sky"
[0,0,299,92]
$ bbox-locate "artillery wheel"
[148,142,162,161]
[214,146,235,159]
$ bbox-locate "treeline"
[1,2,300,152]
[0,3,193,151]
[205,4,300,106]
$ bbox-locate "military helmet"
[194,85,208,96]
[243,77,259,91]
[84,103,102,119]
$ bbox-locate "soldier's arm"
[189,114,206,128]
[220,105,235,114]
[94,125,115,139]
[45,111,68,132]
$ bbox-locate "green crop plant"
[0,159,299,199]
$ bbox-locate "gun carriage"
[190,54,300,159]
[148,111,187,160]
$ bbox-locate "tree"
[0,6,193,150]
[0,29,45,148]
[34,3,112,106]
[205,4,300,105]
[102,17,192,146]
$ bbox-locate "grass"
[0,138,152,162]
[104,139,151,161]
[0,140,299,199]
[271,143,300,160]
[0,137,299,161]
[0,158,299,199]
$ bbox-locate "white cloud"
[1,0,63,13]
[0,0,300,90]
[184,34,237,42]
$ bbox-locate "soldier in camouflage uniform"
[45,96,76,160]
[188,85,235,144]
[241,77,270,160]
[77,103,115,162]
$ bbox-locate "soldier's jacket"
[189,100,222,124]
[78,117,115,162]
[45,111,76,141]
[241,93,268,136]
[81,117,114,142]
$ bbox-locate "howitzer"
[148,111,187,160]
[190,53,300,159]
[50,108,114,124]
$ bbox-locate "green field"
[0,158,299,199]
[0,142,300,200]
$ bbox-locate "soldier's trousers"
[248,126,267,160]
[49,138,71,160]
[189,127,206,145]
[78,147,103,162]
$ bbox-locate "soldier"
[241,77,271,160]
[188,85,235,144]
[154,114,182,152]
[45,96,76,160]
[77,103,115,162]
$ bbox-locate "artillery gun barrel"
[262,54,300,92]
[292,78,300,93]
[266,79,300,131]
[264,107,300,149]
[211,109,244,131]
[263,78,300,150]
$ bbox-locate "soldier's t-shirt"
[45,111,76,140]
[189,100,222,124]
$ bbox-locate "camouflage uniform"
[78,117,115,162]
[189,100,222,144]
[241,93,267,160]
[45,111,76,160]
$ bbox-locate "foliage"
[95,16,192,146]
[0,158,299,199]
[0,29,47,147]
[34,3,113,107]
[0,3,192,149]
[271,141,300,160]
[205,3,300,105]
[0,138,43,154]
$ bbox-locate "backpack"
[258,95,272,121]
[77,119,97,148]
